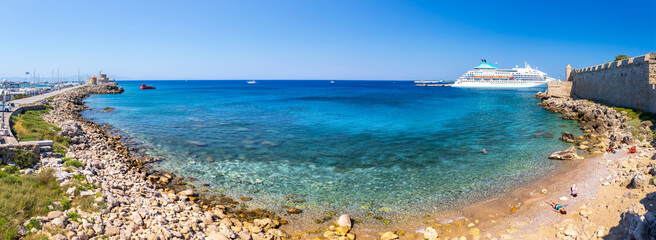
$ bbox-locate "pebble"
[381,231,399,240]
[563,228,578,237]
[47,211,63,220]
[337,214,352,228]
[469,228,480,236]
[424,227,438,240]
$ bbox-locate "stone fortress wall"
[549,52,656,112]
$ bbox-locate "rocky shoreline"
[22,84,300,240]
[512,93,656,239]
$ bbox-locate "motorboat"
[140,84,156,89]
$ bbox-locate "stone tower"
[566,64,573,81]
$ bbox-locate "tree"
[615,55,629,61]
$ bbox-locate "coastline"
[79,83,584,238]
[26,83,656,240]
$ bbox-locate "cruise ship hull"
[452,80,549,88]
[453,60,556,89]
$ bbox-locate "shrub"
[72,175,86,181]
[68,212,81,222]
[26,219,41,230]
[4,166,18,174]
[61,199,71,210]
[12,148,36,169]
[53,146,66,157]
[64,160,83,168]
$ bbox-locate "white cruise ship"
[452,60,556,88]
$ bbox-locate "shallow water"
[83,80,580,215]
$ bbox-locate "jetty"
[414,80,453,87]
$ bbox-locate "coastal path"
[10,85,84,106]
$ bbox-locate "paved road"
[10,85,83,106]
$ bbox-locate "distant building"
[86,71,114,85]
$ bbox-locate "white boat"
[330,80,335,84]
[247,80,256,84]
[452,60,556,88]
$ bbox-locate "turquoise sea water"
[83,80,579,214]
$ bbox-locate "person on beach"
[546,201,567,214]
[607,143,616,154]
[628,146,637,154]
[571,184,578,197]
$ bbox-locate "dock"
[414,80,453,87]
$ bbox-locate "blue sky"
[0,0,654,80]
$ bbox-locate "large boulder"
[549,147,582,160]
[627,212,656,240]
[630,173,650,189]
[59,120,83,137]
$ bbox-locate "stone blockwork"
[546,81,572,98]
[568,52,656,112]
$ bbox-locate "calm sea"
[83,80,580,215]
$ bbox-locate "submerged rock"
[287,208,302,214]
[185,140,207,147]
[560,132,577,143]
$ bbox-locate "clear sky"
[0,0,654,80]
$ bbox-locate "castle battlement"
[574,52,656,74]
[554,51,656,112]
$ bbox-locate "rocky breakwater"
[24,84,288,240]
[537,94,639,158]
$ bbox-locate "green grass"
[613,107,656,138]
[67,212,81,222]
[24,233,49,240]
[10,107,70,153]
[59,175,105,213]
[63,159,83,168]
[11,94,29,101]
[0,169,66,239]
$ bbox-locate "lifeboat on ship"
[140,84,156,90]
